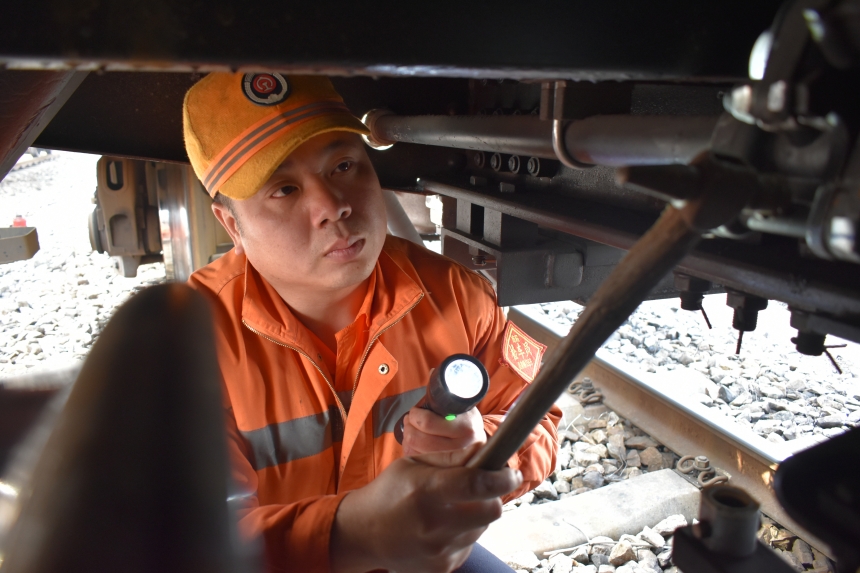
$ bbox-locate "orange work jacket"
[189,235,560,573]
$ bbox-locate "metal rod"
[742,212,808,238]
[1,284,240,572]
[467,206,701,470]
[368,113,717,166]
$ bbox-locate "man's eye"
[335,160,353,173]
[272,185,297,197]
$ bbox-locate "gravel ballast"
[530,300,860,447]
[0,152,165,379]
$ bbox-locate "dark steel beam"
[418,179,860,317]
[0,1,780,81]
[369,114,717,165]
[0,70,87,181]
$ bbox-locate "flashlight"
[394,354,490,444]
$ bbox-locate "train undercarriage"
[0,0,859,571]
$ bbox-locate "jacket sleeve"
[225,407,349,573]
[471,290,561,501]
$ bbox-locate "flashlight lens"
[444,359,484,399]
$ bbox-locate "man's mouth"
[324,237,365,260]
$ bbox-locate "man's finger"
[423,499,503,533]
[405,407,465,437]
[403,431,473,457]
[421,465,523,503]
[409,441,483,468]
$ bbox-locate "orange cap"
[183,73,370,200]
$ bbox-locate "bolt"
[726,290,768,355]
[674,273,712,311]
[791,331,826,356]
[527,157,541,176]
[469,176,487,187]
[471,255,496,266]
[726,290,768,332]
[473,151,486,169]
[674,273,713,328]
[508,155,521,173]
[694,456,711,472]
[489,153,503,172]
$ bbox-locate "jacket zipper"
[241,319,348,423]
[351,292,425,400]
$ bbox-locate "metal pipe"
[467,206,702,470]
[369,113,555,158]
[699,486,761,557]
[367,112,718,166]
[742,212,808,238]
[563,115,718,166]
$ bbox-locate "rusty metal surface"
[0,70,87,181]
[506,306,832,557]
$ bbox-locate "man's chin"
[316,255,378,292]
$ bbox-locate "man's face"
[212,131,387,297]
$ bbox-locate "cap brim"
[217,112,370,200]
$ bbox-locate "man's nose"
[307,178,352,227]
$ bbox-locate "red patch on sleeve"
[500,320,547,382]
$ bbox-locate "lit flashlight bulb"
[444,359,484,399]
[395,353,490,443]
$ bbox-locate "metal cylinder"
[698,485,761,557]
[562,115,718,166]
[367,112,717,166]
[742,212,808,238]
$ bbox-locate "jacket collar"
[240,239,424,355]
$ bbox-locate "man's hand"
[331,444,522,573]
[401,406,487,457]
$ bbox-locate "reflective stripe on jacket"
[189,235,561,573]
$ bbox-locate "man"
[184,72,560,573]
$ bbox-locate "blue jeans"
[454,544,515,573]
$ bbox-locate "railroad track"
[10,152,55,173]
[507,305,828,555]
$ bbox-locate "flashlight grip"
[393,354,489,445]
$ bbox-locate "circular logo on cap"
[242,73,290,106]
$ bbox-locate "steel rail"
[367,114,717,166]
[506,305,831,556]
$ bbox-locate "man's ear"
[211,202,244,255]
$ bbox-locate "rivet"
[378,363,390,375]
